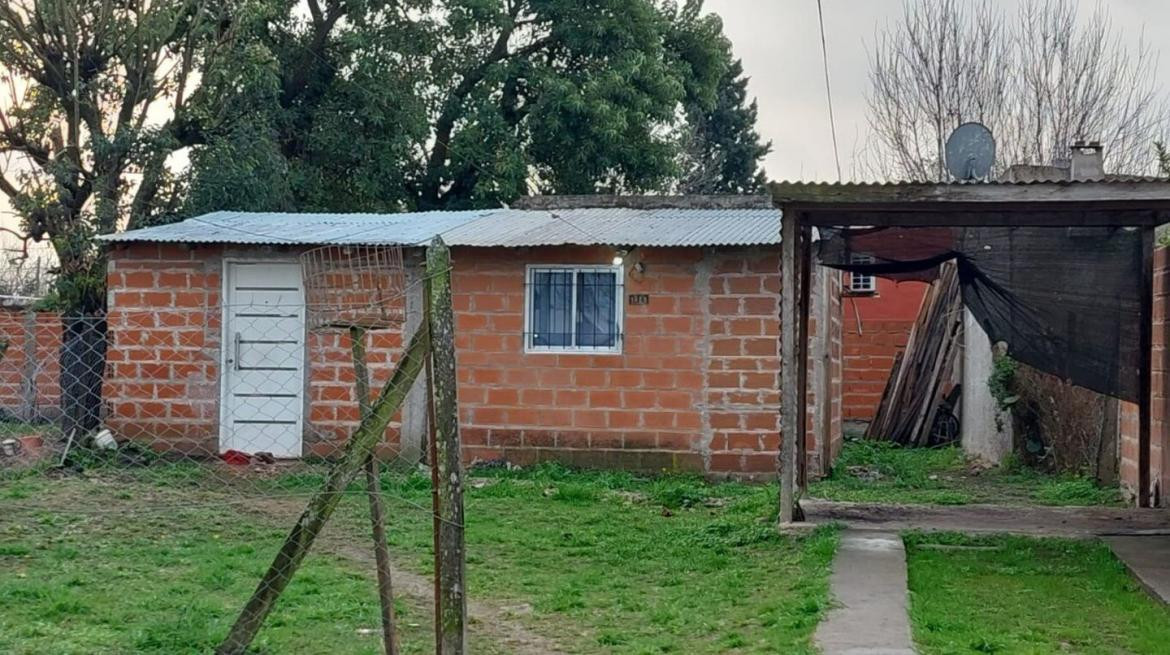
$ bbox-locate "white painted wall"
[961,309,1013,464]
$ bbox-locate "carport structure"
[770,179,1170,520]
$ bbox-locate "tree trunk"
[60,313,106,442]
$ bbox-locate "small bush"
[648,476,710,509]
[1033,478,1121,506]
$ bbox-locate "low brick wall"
[0,307,62,421]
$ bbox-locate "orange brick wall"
[306,329,406,451]
[454,246,710,472]
[841,279,928,422]
[103,242,843,478]
[104,244,223,454]
[0,307,62,420]
[703,251,785,476]
[842,319,915,421]
[1119,246,1170,506]
[104,244,411,458]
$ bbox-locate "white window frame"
[849,253,876,293]
[524,264,624,354]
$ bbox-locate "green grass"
[808,440,1123,506]
[905,532,1170,654]
[0,463,839,654]
[0,509,429,654]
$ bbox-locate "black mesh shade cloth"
[820,226,1143,402]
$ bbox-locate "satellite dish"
[945,122,996,181]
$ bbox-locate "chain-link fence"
[0,237,827,653]
[0,242,466,655]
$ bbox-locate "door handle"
[230,332,241,371]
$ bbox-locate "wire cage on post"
[297,242,409,655]
[299,244,407,332]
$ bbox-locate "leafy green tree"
[188,0,768,212]
[0,0,234,436]
[0,0,227,311]
[676,57,771,194]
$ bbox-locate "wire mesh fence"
[0,240,55,301]
[0,311,426,488]
[0,242,465,655]
[0,239,819,653]
[0,244,808,500]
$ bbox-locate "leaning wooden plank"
[216,325,431,655]
[865,262,961,445]
[917,315,962,446]
[427,237,467,654]
[907,270,960,444]
[911,311,959,445]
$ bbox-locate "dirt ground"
[250,496,572,655]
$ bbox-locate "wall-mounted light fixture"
[613,246,646,282]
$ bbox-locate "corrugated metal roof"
[100,207,781,248]
[771,177,1170,186]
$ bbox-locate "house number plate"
[628,294,650,305]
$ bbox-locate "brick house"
[841,273,927,424]
[98,196,844,479]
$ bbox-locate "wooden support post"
[1139,226,1154,508]
[216,326,431,655]
[426,237,467,654]
[351,326,400,655]
[779,208,799,524]
[797,225,813,492]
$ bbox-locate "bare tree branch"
[865,0,1168,180]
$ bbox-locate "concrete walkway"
[1105,536,1170,605]
[805,499,1170,538]
[815,531,916,655]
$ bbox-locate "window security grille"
[525,266,624,352]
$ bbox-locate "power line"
[815,0,843,182]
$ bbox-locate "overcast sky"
[705,0,1170,182]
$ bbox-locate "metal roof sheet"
[771,177,1170,186]
[100,207,781,248]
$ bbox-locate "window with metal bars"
[524,265,623,352]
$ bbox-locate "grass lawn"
[905,532,1170,654]
[808,440,1123,506]
[0,463,838,654]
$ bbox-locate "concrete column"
[961,309,1013,464]
[398,253,427,466]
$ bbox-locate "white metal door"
[221,261,306,457]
